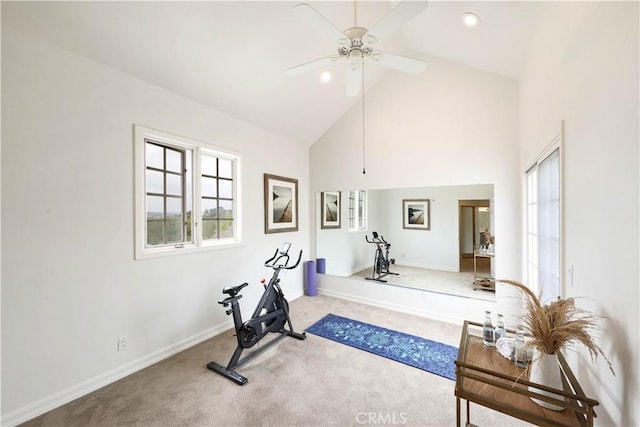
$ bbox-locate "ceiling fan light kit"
[462,12,481,27]
[286,0,429,96]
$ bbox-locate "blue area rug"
[305,313,457,380]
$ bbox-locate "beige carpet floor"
[22,295,531,426]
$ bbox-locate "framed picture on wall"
[320,191,341,229]
[402,199,430,230]
[264,174,298,234]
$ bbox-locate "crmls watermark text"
[355,412,408,425]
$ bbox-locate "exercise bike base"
[206,361,248,385]
[289,331,307,340]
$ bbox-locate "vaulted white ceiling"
[2,1,545,146]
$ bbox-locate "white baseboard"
[1,320,234,427]
[395,261,459,273]
[317,288,463,326]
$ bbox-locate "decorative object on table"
[480,229,494,250]
[482,310,495,347]
[495,336,515,360]
[513,326,531,368]
[264,174,298,234]
[320,191,341,229]
[402,199,430,230]
[498,279,615,411]
[495,313,506,341]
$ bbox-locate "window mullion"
[193,147,203,247]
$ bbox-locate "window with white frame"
[135,125,240,259]
[348,190,367,231]
[526,144,561,304]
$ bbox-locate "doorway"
[458,200,491,273]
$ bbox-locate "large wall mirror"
[315,184,496,301]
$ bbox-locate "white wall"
[310,55,521,321]
[518,3,639,425]
[1,28,310,424]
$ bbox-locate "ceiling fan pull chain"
[362,59,366,175]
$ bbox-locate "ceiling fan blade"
[365,0,428,42]
[293,3,347,43]
[346,63,362,97]
[370,51,427,74]
[285,55,342,76]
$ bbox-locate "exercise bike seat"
[222,282,249,297]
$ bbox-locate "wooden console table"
[455,320,599,427]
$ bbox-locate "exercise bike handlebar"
[264,247,303,270]
[365,233,388,244]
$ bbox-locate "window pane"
[219,179,233,198]
[165,148,182,173]
[146,169,164,194]
[202,155,217,176]
[219,158,233,178]
[202,177,217,197]
[146,142,163,169]
[219,220,234,238]
[166,173,182,196]
[202,199,217,219]
[147,220,164,245]
[166,197,183,219]
[147,196,164,219]
[219,200,233,218]
[202,219,217,240]
[166,219,183,243]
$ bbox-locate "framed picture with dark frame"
[402,199,430,230]
[264,173,298,234]
[320,191,341,229]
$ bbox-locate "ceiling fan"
[286,0,429,96]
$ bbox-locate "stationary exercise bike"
[207,243,306,385]
[365,232,399,283]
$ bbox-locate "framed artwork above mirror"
[321,191,341,229]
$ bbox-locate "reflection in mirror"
[316,184,495,301]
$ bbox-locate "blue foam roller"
[304,260,317,296]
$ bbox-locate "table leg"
[456,396,460,427]
[466,399,470,426]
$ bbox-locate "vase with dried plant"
[498,279,615,411]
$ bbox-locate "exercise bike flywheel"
[238,324,258,349]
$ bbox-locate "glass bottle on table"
[482,310,495,347]
[514,326,530,368]
[495,313,506,342]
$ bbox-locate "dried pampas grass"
[498,279,615,375]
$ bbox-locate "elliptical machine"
[365,231,399,283]
[207,243,306,385]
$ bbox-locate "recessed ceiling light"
[320,71,332,83]
[462,12,480,27]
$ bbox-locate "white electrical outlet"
[117,337,128,352]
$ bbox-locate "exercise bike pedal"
[206,361,248,385]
